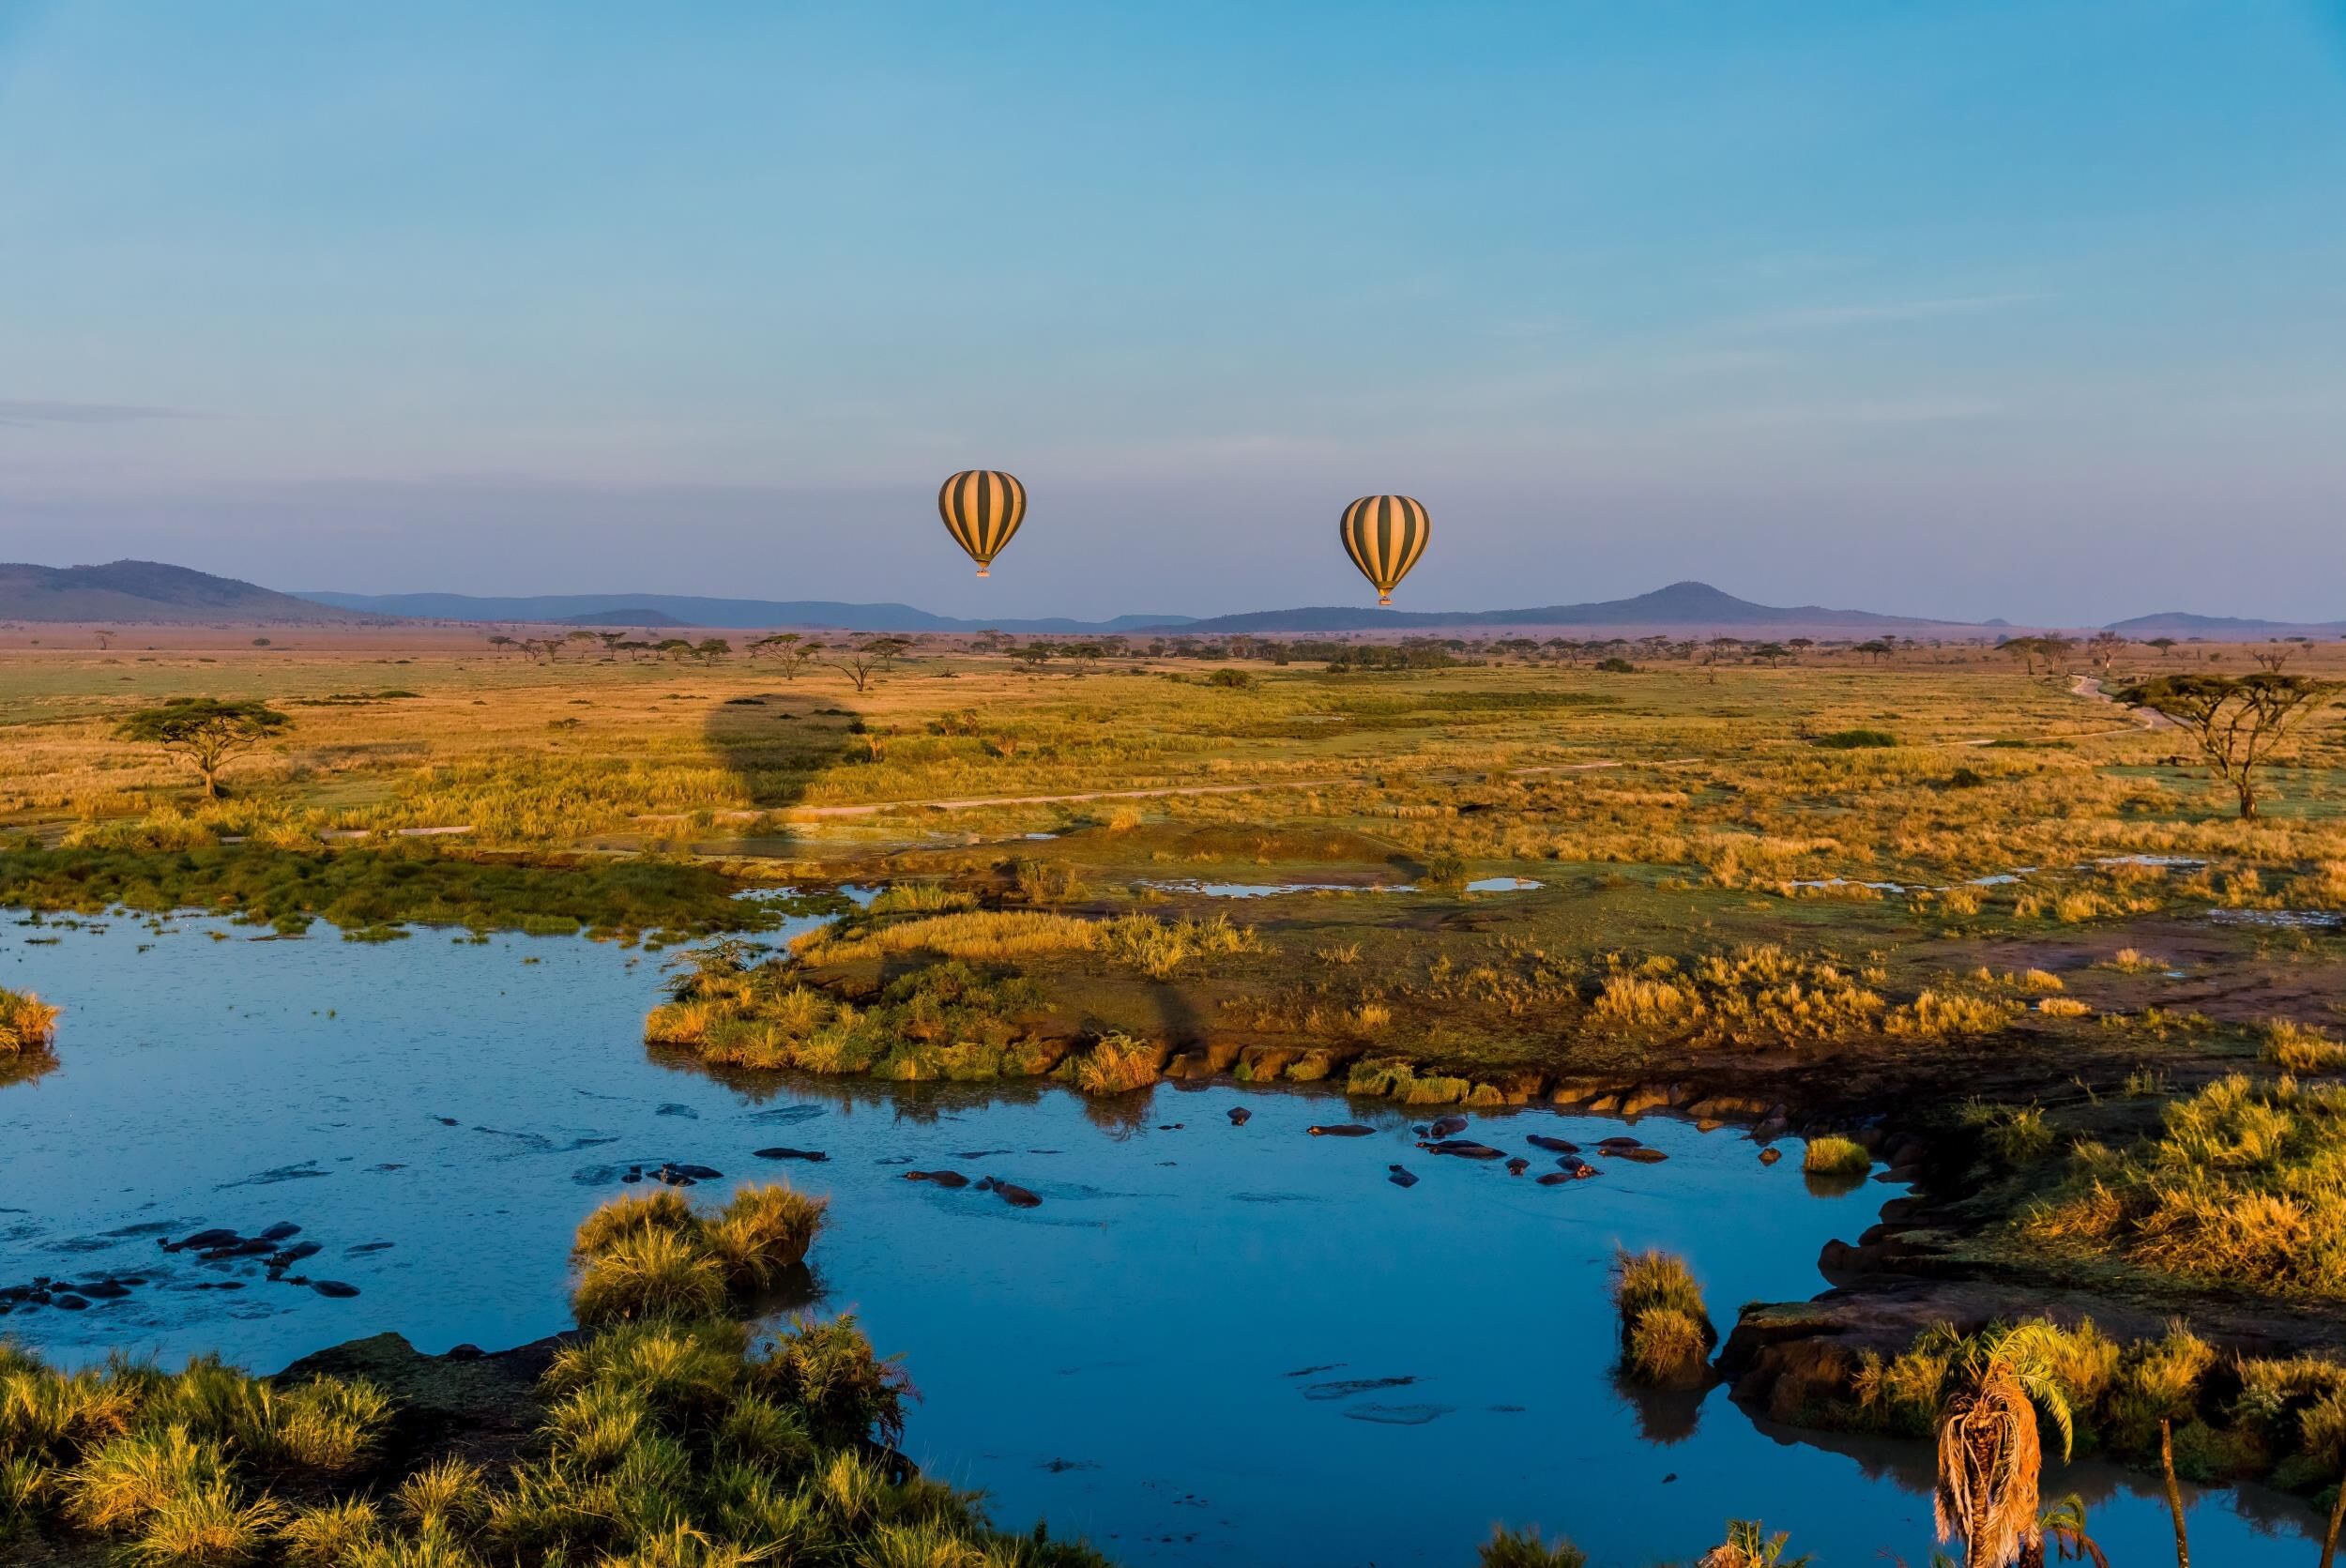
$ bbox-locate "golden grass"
[2029,1073,2346,1296]
[1610,1249,1714,1385]
[0,987,59,1055]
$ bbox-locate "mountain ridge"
[3,559,2334,638]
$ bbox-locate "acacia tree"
[2086,631,2127,675]
[93,629,116,650]
[827,642,893,693]
[2112,673,2339,819]
[115,697,292,799]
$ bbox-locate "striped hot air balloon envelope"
[937,470,1028,577]
[1339,495,1430,605]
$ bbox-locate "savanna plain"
[8,623,2346,1567]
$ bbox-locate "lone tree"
[2112,672,2339,820]
[115,697,292,799]
[827,642,896,693]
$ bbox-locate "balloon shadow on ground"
[686,689,870,856]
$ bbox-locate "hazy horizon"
[6,3,2344,624]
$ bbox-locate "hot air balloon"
[1339,495,1429,605]
[937,470,1028,577]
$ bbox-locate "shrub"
[753,1316,914,1450]
[1811,728,1895,749]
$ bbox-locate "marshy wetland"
[8,630,2346,1562]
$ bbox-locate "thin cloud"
[0,398,190,427]
[1738,293,2045,333]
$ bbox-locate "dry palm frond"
[1931,1321,2078,1568]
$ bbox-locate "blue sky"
[3,1,2343,622]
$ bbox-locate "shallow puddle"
[0,911,2316,1564]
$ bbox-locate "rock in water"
[1307,1124,1375,1137]
[1758,1147,1783,1165]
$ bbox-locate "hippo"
[1387,1165,1419,1189]
[267,1241,322,1268]
[310,1280,361,1299]
[1526,1134,1579,1154]
[1429,1115,1469,1138]
[257,1222,302,1242]
[978,1178,1042,1209]
[753,1148,829,1163]
[1556,1156,1599,1180]
[1226,1107,1252,1126]
[1505,1157,1530,1176]
[1758,1147,1783,1165]
[1609,1146,1668,1164]
[1421,1139,1505,1160]
[1307,1124,1375,1137]
[903,1170,970,1189]
[1596,1136,1645,1152]
[167,1228,240,1253]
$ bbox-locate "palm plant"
[1699,1518,1812,1566]
[1928,1322,2077,1568]
[2037,1494,2109,1566]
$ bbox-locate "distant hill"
[2106,610,2346,638]
[1150,581,1973,635]
[552,608,688,627]
[0,560,358,623]
[295,589,1196,635]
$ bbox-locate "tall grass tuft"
[706,1184,827,1292]
[572,1229,731,1329]
[0,987,59,1055]
[1802,1135,1870,1176]
[1611,1250,1714,1385]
